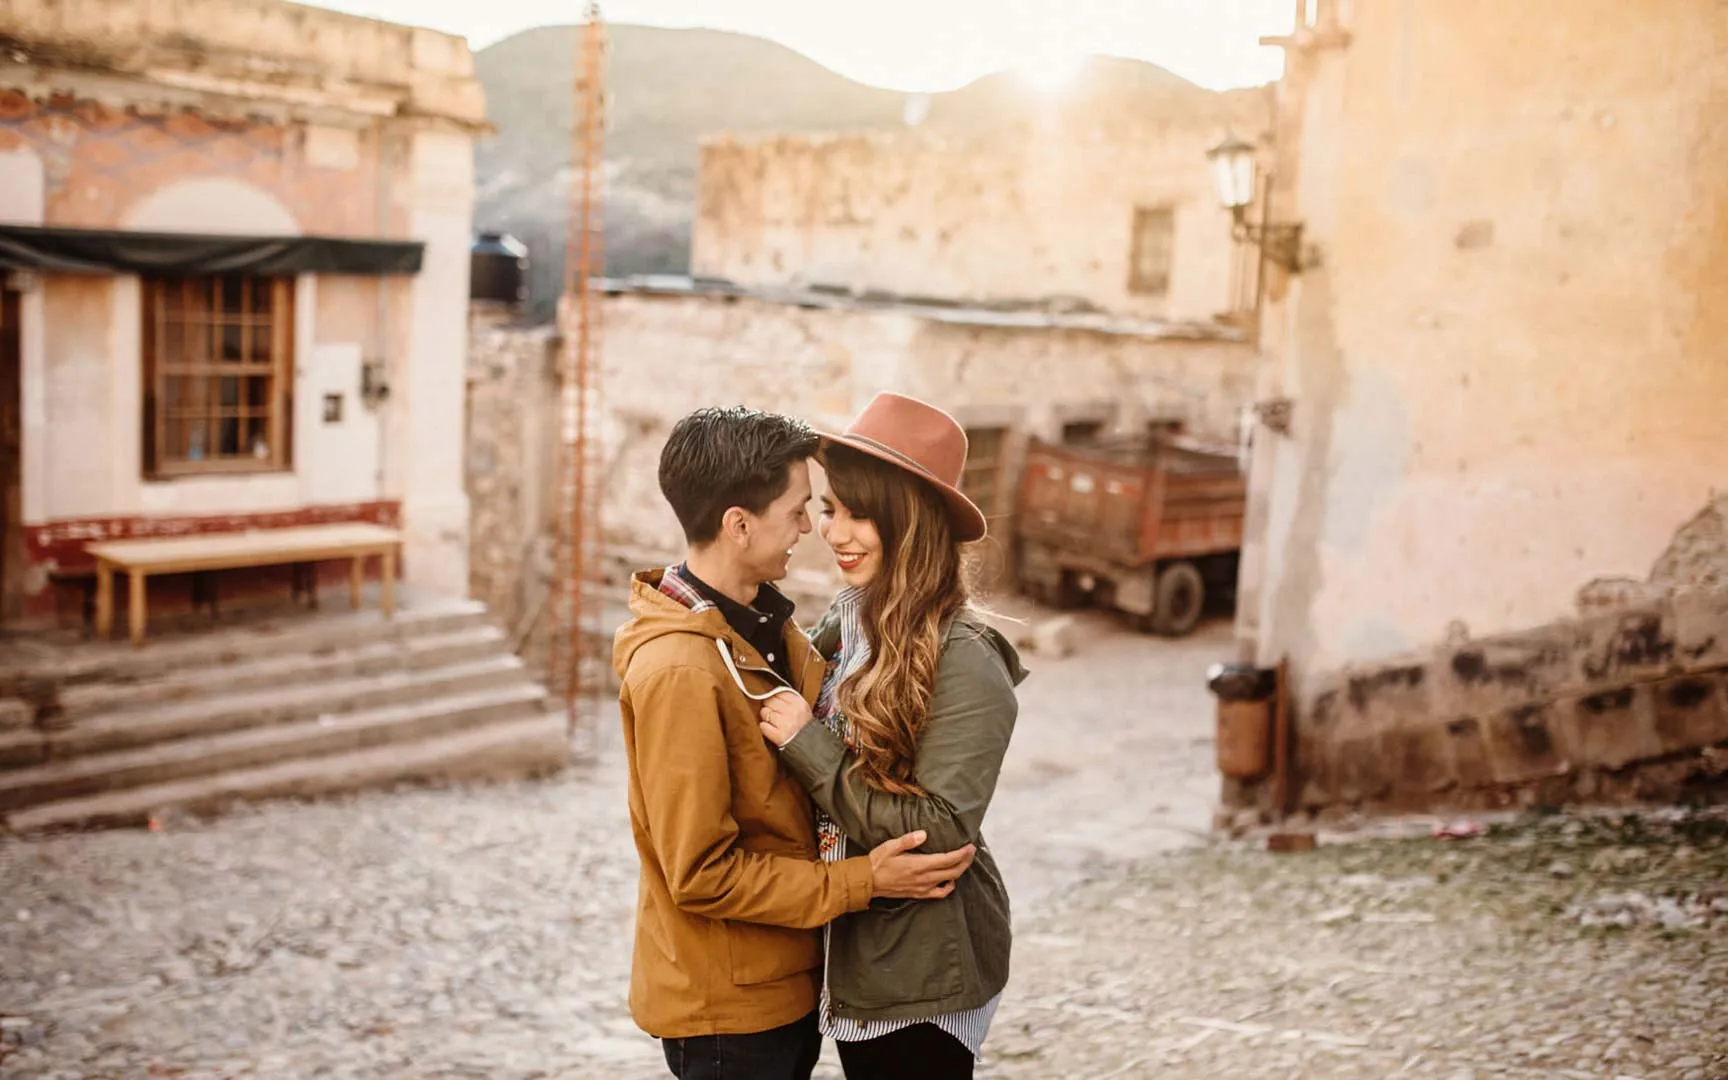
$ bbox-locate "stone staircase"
[0,599,570,834]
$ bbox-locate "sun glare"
[1016,51,1086,94]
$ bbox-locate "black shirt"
[675,564,798,684]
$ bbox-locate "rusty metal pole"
[556,3,607,751]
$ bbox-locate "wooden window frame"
[1128,205,1176,297]
[142,274,294,479]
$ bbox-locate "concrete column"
[400,127,475,597]
[1,148,48,527]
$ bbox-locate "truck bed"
[1017,437,1246,567]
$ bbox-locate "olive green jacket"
[778,609,1027,1023]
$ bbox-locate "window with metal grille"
[1128,206,1176,296]
[961,426,1009,519]
[142,275,294,477]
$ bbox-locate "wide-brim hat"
[818,392,989,543]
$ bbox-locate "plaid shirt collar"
[657,564,716,613]
[661,563,799,677]
[660,563,796,618]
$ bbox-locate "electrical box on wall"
[360,357,390,408]
[311,343,379,503]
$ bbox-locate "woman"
[758,392,1027,1080]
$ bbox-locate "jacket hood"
[958,613,1030,688]
[613,568,737,678]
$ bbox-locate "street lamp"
[1207,134,1305,273]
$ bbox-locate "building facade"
[694,123,1261,325]
[0,0,485,623]
[1230,0,1728,817]
[596,283,1257,584]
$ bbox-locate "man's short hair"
[658,407,819,545]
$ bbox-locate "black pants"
[837,1023,975,1080]
[661,1012,821,1080]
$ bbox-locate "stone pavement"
[2,613,1724,1079]
[985,809,1728,1079]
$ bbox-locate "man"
[614,406,977,1080]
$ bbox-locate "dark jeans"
[836,1023,975,1080]
[661,1012,821,1080]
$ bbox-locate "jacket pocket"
[726,920,822,986]
[832,896,965,1008]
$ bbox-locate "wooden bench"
[86,523,402,646]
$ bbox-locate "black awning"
[0,224,424,276]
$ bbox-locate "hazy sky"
[302,0,1293,92]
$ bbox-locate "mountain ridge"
[472,23,1270,315]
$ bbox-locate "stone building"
[695,124,1256,325]
[1227,0,1728,819]
[465,305,559,643]
[0,0,486,623]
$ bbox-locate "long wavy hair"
[824,443,972,795]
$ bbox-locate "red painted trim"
[25,500,402,576]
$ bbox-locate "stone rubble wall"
[464,306,559,652]
[1230,586,1728,820]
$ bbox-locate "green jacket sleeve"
[778,622,1022,854]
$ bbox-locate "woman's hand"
[759,691,814,747]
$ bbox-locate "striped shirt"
[813,587,1001,1057]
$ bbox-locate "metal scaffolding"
[552,1,608,753]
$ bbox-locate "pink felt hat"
[819,393,988,543]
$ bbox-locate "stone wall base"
[1227,588,1728,820]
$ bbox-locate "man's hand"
[868,831,976,900]
[759,691,815,748]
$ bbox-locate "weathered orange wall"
[1248,0,1728,681]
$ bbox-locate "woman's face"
[818,487,883,588]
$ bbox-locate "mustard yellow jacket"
[613,569,874,1038]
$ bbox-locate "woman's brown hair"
[824,443,971,795]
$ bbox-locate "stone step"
[23,601,491,689]
[0,682,547,813]
[4,709,571,834]
[52,625,510,724]
[14,653,531,766]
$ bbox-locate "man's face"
[738,460,814,584]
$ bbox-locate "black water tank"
[470,232,528,305]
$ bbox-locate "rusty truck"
[1013,434,1246,636]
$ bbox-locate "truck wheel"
[1151,561,1205,636]
[1055,571,1088,610]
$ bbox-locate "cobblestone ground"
[2,614,1725,1079]
[986,810,1728,1080]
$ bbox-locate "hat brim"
[816,432,990,544]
